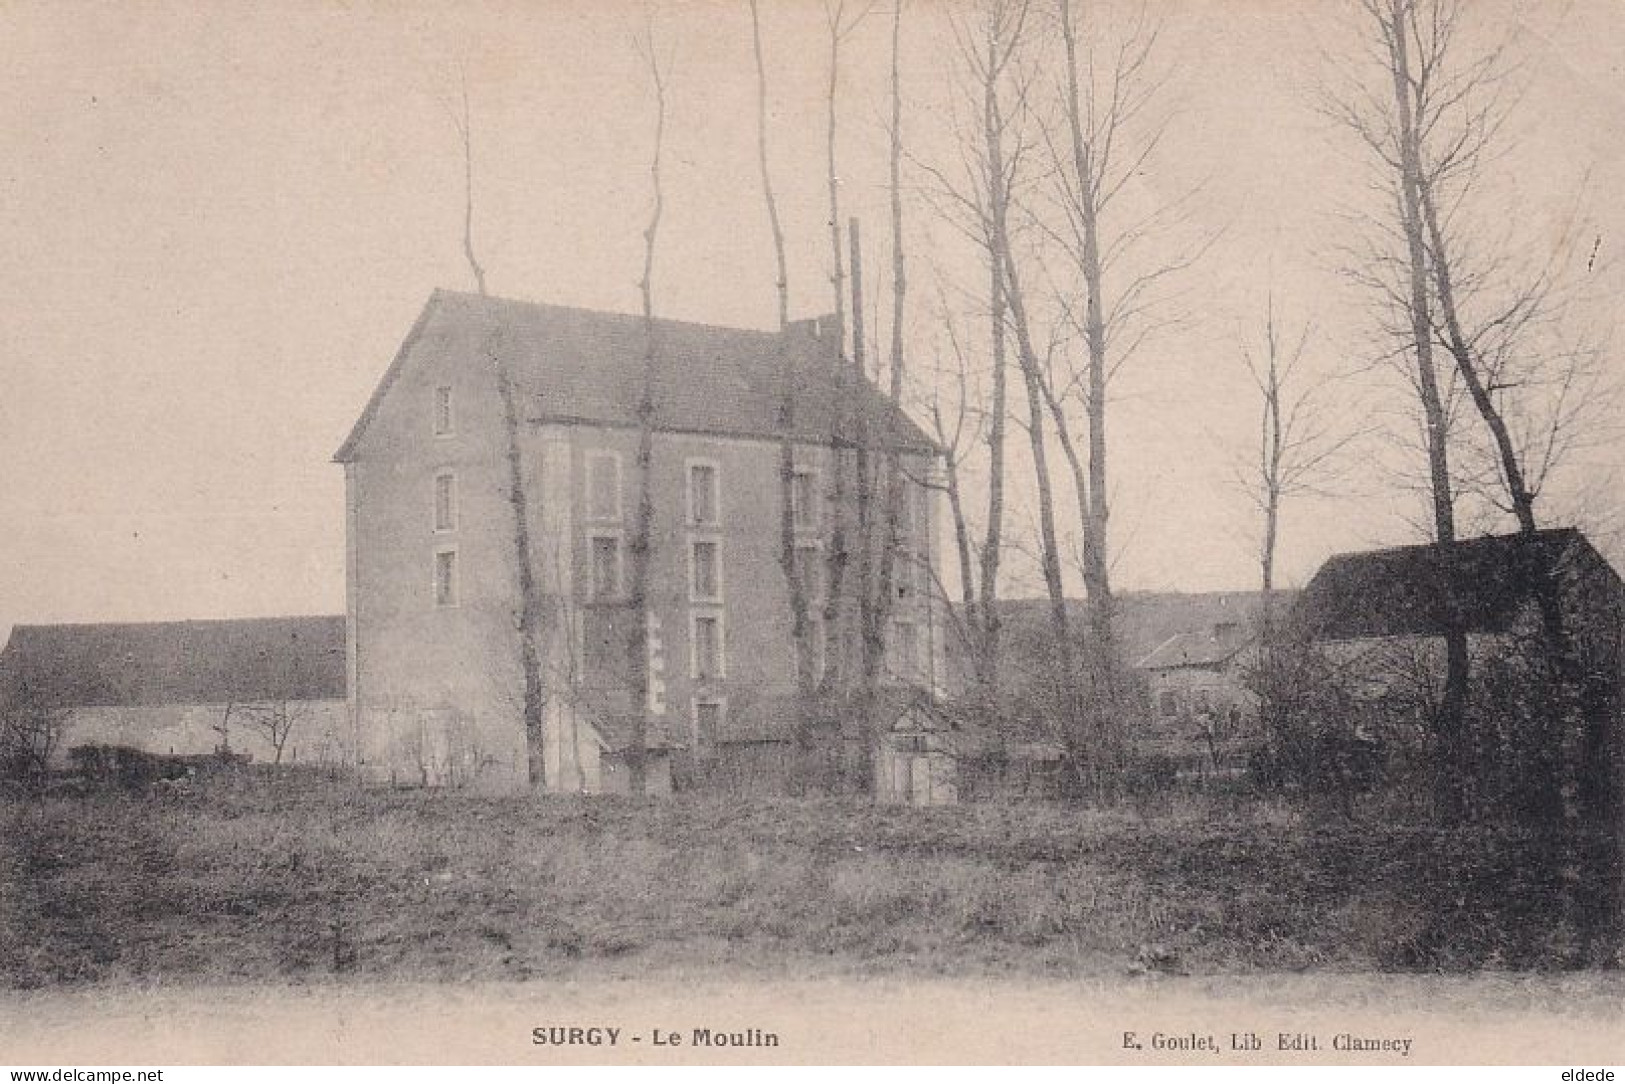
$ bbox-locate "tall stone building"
[335,290,941,794]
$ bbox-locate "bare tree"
[1379,0,1618,961]
[817,0,869,694]
[1393,5,1609,542]
[1236,295,1357,630]
[623,18,672,795]
[432,56,550,788]
[1335,0,1468,810]
[239,699,308,766]
[859,0,913,704]
[971,2,1081,755]
[1040,0,1211,765]
[448,68,488,297]
[920,299,986,672]
[748,0,817,705]
[0,697,65,779]
[491,330,549,789]
[914,0,1029,711]
[212,700,236,755]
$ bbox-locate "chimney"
[785,312,842,357]
[787,313,837,338]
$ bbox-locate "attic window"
[433,386,454,437]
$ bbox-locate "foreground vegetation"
[1,771,1617,989]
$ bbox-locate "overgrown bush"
[1246,638,1390,814]
[0,702,64,781]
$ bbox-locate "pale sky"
[2,0,1622,635]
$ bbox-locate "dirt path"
[3,968,1621,1064]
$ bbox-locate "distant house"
[1135,618,1258,747]
[949,592,1276,770]
[334,290,943,796]
[0,616,348,768]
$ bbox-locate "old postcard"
[1,0,1622,1068]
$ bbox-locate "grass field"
[1,772,1616,988]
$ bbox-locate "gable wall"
[346,305,536,791]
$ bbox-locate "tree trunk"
[1416,179,1538,537]
[974,22,1010,708]
[625,44,668,795]
[458,78,487,298]
[492,348,548,790]
[865,1,910,703]
[1059,0,1117,712]
[1386,0,1465,814]
[748,0,815,713]
[820,16,853,695]
[999,240,1079,752]
[1258,300,1284,639]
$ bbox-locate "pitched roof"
[1136,624,1252,670]
[978,591,1278,677]
[335,290,936,462]
[0,617,346,710]
[1293,528,1618,640]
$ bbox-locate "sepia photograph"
[1,0,1623,1068]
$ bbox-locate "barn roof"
[0,616,346,710]
[334,290,936,462]
[1293,528,1619,640]
[969,592,1275,679]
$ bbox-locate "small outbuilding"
[1288,528,1625,818]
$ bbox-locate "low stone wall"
[53,699,350,767]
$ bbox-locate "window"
[433,471,457,532]
[1158,689,1180,719]
[692,613,724,681]
[888,620,919,684]
[586,452,621,521]
[693,697,725,748]
[796,544,823,602]
[589,533,623,600]
[433,386,454,436]
[690,539,721,602]
[791,469,819,531]
[1194,688,1214,715]
[433,548,458,608]
[688,462,719,526]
